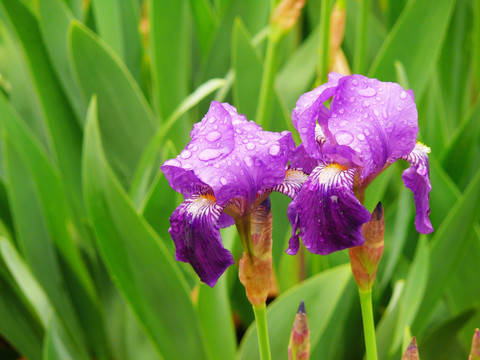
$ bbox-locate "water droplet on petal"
[235,128,242,134]
[363,113,368,118]
[362,100,370,108]
[349,97,355,102]
[183,163,193,170]
[382,110,389,119]
[357,117,362,122]
[357,87,376,97]
[330,195,338,203]
[364,129,370,136]
[208,117,216,124]
[206,131,221,142]
[242,139,249,144]
[260,139,268,144]
[400,91,408,99]
[352,79,359,86]
[244,156,253,166]
[373,110,380,116]
[180,150,192,159]
[376,96,381,101]
[220,177,227,185]
[385,122,395,133]
[418,164,427,176]
[164,159,181,167]
[301,127,308,133]
[213,163,220,168]
[357,133,365,141]
[336,131,354,145]
[397,105,403,111]
[246,143,255,150]
[338,108,345,114]
[268,144,280,155]
[198,148,222,161]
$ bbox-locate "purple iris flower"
[287,72,433,256]
[161,101,302,287]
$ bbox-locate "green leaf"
[43,315,81,360]
[238,265,351,360]
[232,18,262,120]
[69,21,156,186]
[150,0,190,128]
[83,97,208,360]
[369,0,456,99]
[197,277,237,360]
[1,0,84,210]
[38,0,87,123]
[0,94,112,360]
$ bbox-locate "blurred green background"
[0,0,478,359]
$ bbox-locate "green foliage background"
[0,0,478,359]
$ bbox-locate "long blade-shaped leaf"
[83,97,208,360]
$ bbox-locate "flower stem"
[318,0,332,83]
[353,0,371,74]
[253,304,272,360]
[256,29,280,128]
[359,289,378,360]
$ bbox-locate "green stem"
[359,289,378,360]
[253,304,272,360]
[318,0,332,83]
[256,29,280,128]
[353,0,371,74]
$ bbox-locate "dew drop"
[235,128,242,134]
[244,156,253,166]
[338,108,345,114]
[242,139,249,144]
[352,79,359,86]
[260,139,268,145]
[330,195,338,203]
[373,110,380,116]
[362,100,370,108]
[198,148,222,161]
[349,97,355,102]
[400,91,408,99]
[382,110,389,119]
[376,96,381,102]
[235,162,240,166]
[164,159,181,167]
[357,133,365,141]
[180,150,192,159]
[363,113,368,118]
[268,144,280,155]
[213,125,218,130]
[397,105,403,111]
[357,117,362,122]
[191,145,198,151]
[220,177,227,185]
[385,122,395,133]
[335,131,354,145]
[246,142,256,150]
[206,131,221,142]
[301,127,308,133]
[364,129,370,136]
[357,87,376,97]
[183,163,193,170]
[213,164,220,168]
[208,117,216,124]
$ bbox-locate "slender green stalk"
[318,0,332,83]
[353,0,371,74]
[359,289,378,360]
[253,304,272,360]
[256,31,280,128]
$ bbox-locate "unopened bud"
[288,301,310,360]
[402,337,419,360]
[238,199,273,306]
[271,0,306,36]
[348,202,385,291]
[469,328,480,360]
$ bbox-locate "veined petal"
[286,163,371,255]
[169,192,234,287]
[272,169,309,198]
[327,74,418,178]
[402,142,433,233]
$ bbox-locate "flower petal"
[327,74,418,178]
[272,169,309,198]
[402,142,433,234]
[162,101,296,206]
[286,163,371,255]
[289,144,319,174]
[291,72,343,159]
[169,192,234,287]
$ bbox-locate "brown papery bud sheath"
[348,202,385,292]
[271,0,306,35]
[470,328,480,360]
[239,199,273,307]
[288,301,310,360]
[401,337,419,360]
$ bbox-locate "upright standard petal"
[402,142,433,233]
[326,74,418,179]
[291,72,343,159]
[287,163,371,255]
[169,192,234,287]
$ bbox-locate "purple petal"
[291,72,343,159]
[402,143,433,234]
[286,163,371,255]
[162,101,296,206]
[289,144,319,174]
[327,74,418,179]
[169,192,234,287]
